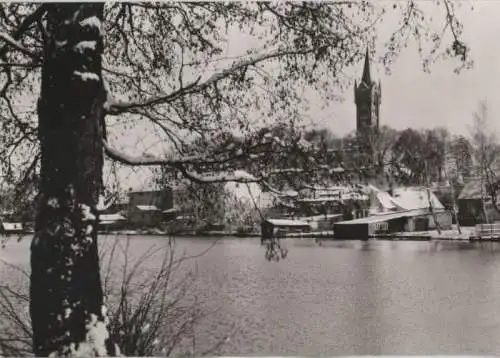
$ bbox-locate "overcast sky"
[115,1,499,191]
[320,0,500,137]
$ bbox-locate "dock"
[470,223,500,241]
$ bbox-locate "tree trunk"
[425,162,441,235]
[30,4,111,356]
[444,142,461,234]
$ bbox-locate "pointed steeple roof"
[361,47,371,85]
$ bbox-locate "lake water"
[3,235,500,355]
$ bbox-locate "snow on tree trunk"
[30,4,112,356]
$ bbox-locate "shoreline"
[61,226,500,243]
[6,224,490,243]
[98,229,262,238]
[283,227,476,242]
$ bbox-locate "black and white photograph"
[0,1,498,357]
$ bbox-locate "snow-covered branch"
[105,47,316,115]
[178,168,260,184]
[104,136,265,168]
[104,140,266,183]
[103,76,202,115]
[104,138,314,189]
[103,140,203,166]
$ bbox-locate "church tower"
[354,48,381,134]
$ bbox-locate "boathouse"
[333,208,452,239]
[261,218,311,241]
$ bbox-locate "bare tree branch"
[0,61,40,68]
[0,32,39,60]
[0,4,46,59]
[105,47,317,115]
[103,139,203,166]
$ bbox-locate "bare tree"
[469,100,500,222]
[443,139,461,234]
[0,236,234,357]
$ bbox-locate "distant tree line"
[160,123,474,191]
[155,122,477,227]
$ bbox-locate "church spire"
[354,46,381,134]
[361,47,371,85]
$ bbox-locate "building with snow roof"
[367,184,399,214]
[457,178,500,226]
[335,185,452,239]
[127,188,174,227]
[391,187,444,211]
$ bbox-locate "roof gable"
[392,187,444,210]
[376,192,399,210]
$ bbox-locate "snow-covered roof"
[367,184,399,211]
[301,184,369,203]
[300,214,343,221]
[300,195,369,203]
[391,187,444,210]
[2,222,22,231]
[336,208,434,225]
[162,207,180,214]
[100,214,126,222]
[265,218,310,227]
[136,205,159,211]
[376,191,399,210]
